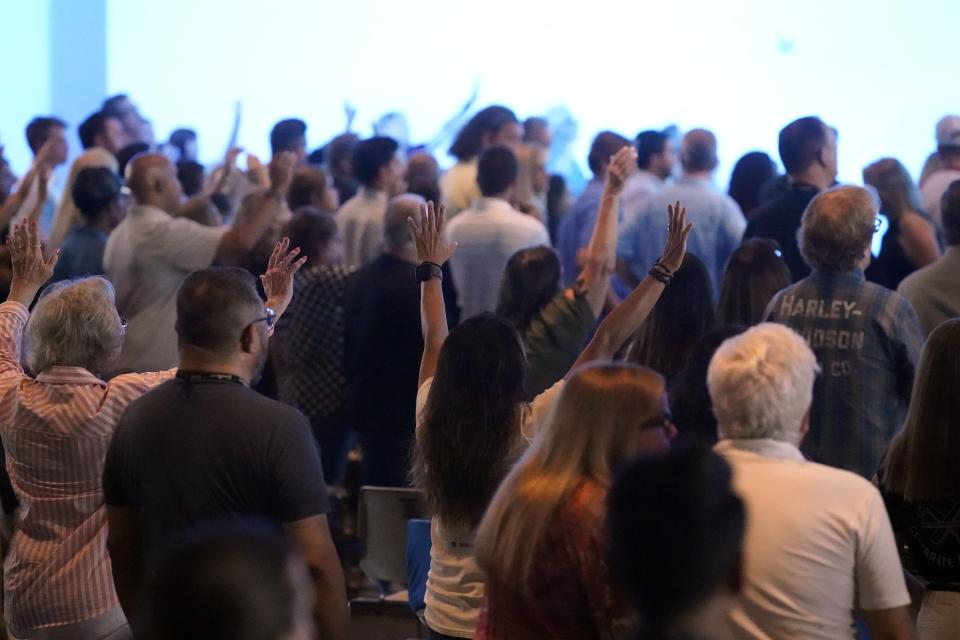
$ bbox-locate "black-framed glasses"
[639,411,675,432]
[120,317,128,330]
[251,307,278,329]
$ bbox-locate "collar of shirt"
[473,196,519,216]
[128,203,171,220]
[675,175,715,189]
[358,187,388,204]
[716,437,805,461]
[35,366,107,386]
[810,268,866,283]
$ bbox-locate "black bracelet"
[648,265,672,285]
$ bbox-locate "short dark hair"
[101,94,130,118]
[352,137,399,187]
[177,161,206,197]
[587,131,630,176]
[477,146,518,196]
[449,106,518,161]
[78,111,113,150]
[72,167,122,221]
[635,130,669,170]
[681,129,718,173]
[607,443,745,632]
[176,268,263,356]
[25,116,66,154]
[287,167,331,211]
[283,206,338,265]
[269,119,307,156]
[169,128,197,155]
[325,133,359,177]
[779,116,830,175]
[145,525,299,640]
[523,116,548,142]
[116,142,150,177]
[942,180,960,246]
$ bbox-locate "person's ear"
[240,324,256,354]
[800,407,811,435]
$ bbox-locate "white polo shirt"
[104,204,227,373]
[445,197,550,321]
[337,187,388,269]
[715,438,909,640]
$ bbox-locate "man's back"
[618,177,744,295]
[765,272,922,477]
[338,189,389,268]
[744,183,819,282]
[104,376,328,553]
[446,197,550,320]
[897,246,960,336]
[104,205,226,372]
[716,439,909,640]
[921,168,960,228]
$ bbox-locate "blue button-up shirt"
[765,270,924,478]
[617,176,745,297]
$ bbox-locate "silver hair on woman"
[707,323,820,443]
[25,277,124,375]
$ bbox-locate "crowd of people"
[0,92,959,640]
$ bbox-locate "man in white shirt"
[921,115,960,229]
[104,152,294,373]
[620,129,675,228]
[446,146,550,320]
[707,323,913,640]
[337,136,406,268]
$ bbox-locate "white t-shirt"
[414,376,564,637]
[920,168,960,228]
[445,197,550,321]
[716,438,910,640]
[104,204,227,373]
[337,188,388,269]
[439,159,479,218]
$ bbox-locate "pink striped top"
[0,301,174,634]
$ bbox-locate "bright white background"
[3,0,957,189]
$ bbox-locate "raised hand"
[407,201,457,266]
[260,236,308,318]
[246,153,269,187]
[604,146,637,196]
[6,221,58,306]
[268,151,297,195]
[659,201,694,273]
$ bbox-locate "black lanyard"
[176,371,247,386]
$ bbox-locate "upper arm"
[282,514,339,570]
[860,607,914,640]
[898,214,940,268]
[270,416,330,523]
[0,304,28,377]
[855,490,912,613]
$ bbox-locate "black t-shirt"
[743,182,819,282]
[104,376,329,553]
[343,254,458,440]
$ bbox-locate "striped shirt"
[0,301,174,635]
[765,270,923,478]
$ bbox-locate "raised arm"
[409,201,457,386]
[214,151,296,265]
[6,220,58,308]
[569,202,692,373]
[577,146,635,315]
[259,236,308,320]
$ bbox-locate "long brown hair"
[717,239,791,326]
[882,319,960,501]
[476,364,668,590]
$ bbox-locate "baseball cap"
[936,115,960,147]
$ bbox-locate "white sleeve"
[521,379,565,443]
[155,216,228,271]
[855,488,911,611]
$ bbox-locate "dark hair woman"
[728,151,778,217]
[497,147,636,399]
[717,239,791,326]
[879,319,960,638]
[410,199,691,639]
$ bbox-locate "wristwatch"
[416,262,443,282]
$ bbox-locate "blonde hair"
[475,363,666,590]
[25,276,123,375]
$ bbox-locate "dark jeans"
[310,414,354,486]
[358,436,411,487]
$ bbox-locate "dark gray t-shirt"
[104,376,329,553]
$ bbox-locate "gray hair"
[707,323,820,442]
[799,185,877,273]
[25,277,123,375]
[384,193,425,250]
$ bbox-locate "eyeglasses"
[250,307,278,329]
[120,317,128,329]
[874,218,882,233]
[638,411,675,432]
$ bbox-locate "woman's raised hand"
[407,201,457,266]
[659,201,693,273]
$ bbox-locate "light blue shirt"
[617,176,745,296]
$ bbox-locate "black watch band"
[416,262,443,282]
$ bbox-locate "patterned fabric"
[475,480,629,640]
[765,270,923,477]
[274,264,353,419]
[0,301,173,635]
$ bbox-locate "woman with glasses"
[409,200,691,640]
[474,363,676,640]
[0,221,301,640]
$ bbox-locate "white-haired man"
[764,186,923,478]
[709,323,912,640]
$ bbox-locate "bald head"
[680,128,718,174]
[384,194,425,252]
[128,153,183,214]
